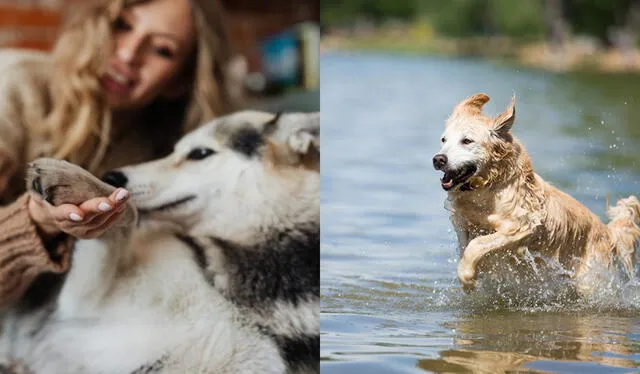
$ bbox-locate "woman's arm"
[0,56,72,308]
[0,193,72,309]
[0,162,130,310]
[0,52,129,308]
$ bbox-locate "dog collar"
[460,182,474,191]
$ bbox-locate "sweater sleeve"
[0,50,53,172]
[0,69,26,166]
[0,193,72,308]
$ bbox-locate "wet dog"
[1,110,319,374]
[433,93,640,294]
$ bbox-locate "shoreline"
[321,34,640,75]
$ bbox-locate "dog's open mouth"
[440,164,477,191]
[137,195,197,215]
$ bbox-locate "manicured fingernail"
[98,202,112,212]
[115,189,129,202]
[69,213,83,222]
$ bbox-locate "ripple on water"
[322,252,640,373]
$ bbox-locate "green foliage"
[321,0,363,26]
[321,0,639,45]
[321,0,419,26]
[488,0,545,39]
[565,0,634,45]
[426,0,489,37]
[419,0,544,39]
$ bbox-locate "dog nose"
[433,154,447,170]
[101,170,128,188]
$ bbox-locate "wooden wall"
[0,0,319,69]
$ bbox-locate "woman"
[0,0,235,307]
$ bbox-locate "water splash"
[426,251,640,315]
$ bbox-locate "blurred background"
[322,0,640,73]
[320,1,640,374]
[0,0,320,112]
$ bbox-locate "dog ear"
[287,112,319,155]
[265,112,319,171]
[289,113,319,171]
[453,93,491,117]
[493,94,516,136]
[262,112,283,135]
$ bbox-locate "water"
[320,51,640,373]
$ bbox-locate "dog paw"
[457,262,477,292]
[26,158,114,206]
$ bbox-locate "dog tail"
[607,195,640,278]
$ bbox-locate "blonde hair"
[46,0,232,172]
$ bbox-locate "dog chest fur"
[3,233,283,374]
[175,221,320,373]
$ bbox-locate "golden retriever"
[433,93,640,294]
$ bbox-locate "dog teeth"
[441,175,454,189]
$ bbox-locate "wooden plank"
[0,7,61,27]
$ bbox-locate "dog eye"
[186,147,216,160]
[461,138,474,145]
[441,137,446,143]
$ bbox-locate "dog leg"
[606,195,640,278]
[457,229,531,291]
[454,226,470,257]
[450,215,471,257]
[26,158,137,316]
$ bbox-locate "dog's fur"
[0,110,319,374]
[433,93,640,294]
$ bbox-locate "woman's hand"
[28,188,130,240]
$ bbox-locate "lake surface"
[320,51,640,373]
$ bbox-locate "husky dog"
[432,93,640,294]
[0,110,319,374]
